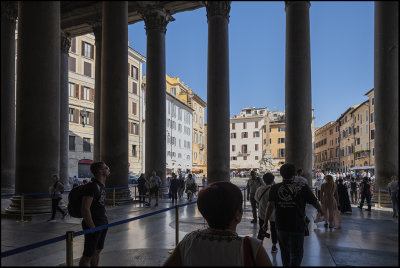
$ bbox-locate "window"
[132,81,137,95]
[279,148,285,158]
[194,113,197,122]
[132,145,137,157]
[84,61,92,77]
[132,102,137,115]
[170,87,176,96]
[132,123,139,135]
[242,132,248,138]
[255,121,258,128]
[232,123,235,130]
[371,112,374,123]
[255,156,259,160]
[360,127,363,137]
[178,124,182,132]
[360,114,363,124]
[70,38,76,53]
[131,66,138,80]
[83,87,90,101]
[278,138,285,144]
[372,98,374,105]
[68,83,75,97]
[68,57,76,72]
[83,111,90,125]
[242,145,247,154]
[83,138,91,152]
[178,108,182,121]
[200,116,203,127]
[231,157,237,161]
[69,136,75,151]
[68,108,74,122]
[232,145,236,151]
[253,131,259,138]
[194,152,198,159]
[371,129,375,140]
[243,156,247,160]
[255,144,259,151]
[279,127,285,132]
[82,41,93,59]
[366,110,369,121]
[231,133,236,139]
[243,122,247,129]
[330,129,333,135]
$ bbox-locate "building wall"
[338,106,359,172]
[68,34,145,178]
[353,101,371,167]
[365,89,375,166]
[230,108,267,170]
[314,121,339,172]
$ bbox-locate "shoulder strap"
[259,186,271,200]
[243,236,255,266]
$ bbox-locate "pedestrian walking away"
[358,177,372,212]
[337,178,352,214]
[262,163,323,267]
[169,173,180,203]
[146,171,162,207]
[246,170,265,223]
[164,181,272,266]
[254,172,278,254]
[79,162,109,267]
[137,173,147,205]
[48,174,68,222]
[388,175,399,217]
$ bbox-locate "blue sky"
[128,1,374,128]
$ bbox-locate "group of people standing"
[168,173,199,203]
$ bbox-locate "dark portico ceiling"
[61,1,205,37]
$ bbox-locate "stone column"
[374,1,398,189]
[92,21,102,162]
[141,8,174,186]
[1,1,17,194]
[101,1,131,203]
[7,2,60,214]
[205,1,231,183]
[284,1,312,184]
[60,31,70,187]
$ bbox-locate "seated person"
[164,181,272,266]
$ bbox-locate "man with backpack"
[146,170,162,207]
[254,172,278,253]
[79,161,109,267]
[47,174,67,222]
[246,170,265,223]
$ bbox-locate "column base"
[371,190,392,208]
[5,195,66,214]
[105,188,133,205]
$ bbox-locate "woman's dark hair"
[263,173,275,185]
[280,163,296,180]
[197,181,243,229]
[90,161,105,176]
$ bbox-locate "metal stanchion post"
[113,187,116,207]
[66,231,74,266]
[20,194,25,222]
[175,204,179,246]
[378,188,381,208]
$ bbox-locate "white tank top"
[179,230,261,266]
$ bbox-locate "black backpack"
[67,182,100,218]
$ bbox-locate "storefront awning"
[350,165,375,171]
[78,159,93,164]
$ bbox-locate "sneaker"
[251,219,257,224]
[271,245,278,253]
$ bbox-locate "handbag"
[243,236,255,266]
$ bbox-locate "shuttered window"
[255,121,258,128]
[83,138,91,152]
[132,81,137,95]
[74,84,79,98]
[82,41,94,59]
[68,108,74,122]
[73,109,79,123]
[68,83,75,97]
[68,57,76,72]
[131,66,138,80]
[83,87,90,101]
[84,62,92,77]
[70,38,76,53]
[69,136,75,151]
[132,102,137,115]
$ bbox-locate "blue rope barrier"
[1,200,197,258]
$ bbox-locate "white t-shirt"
[254,185,275,221]
[179,230,261,266]
[294,176,309,185]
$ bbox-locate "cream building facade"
[267,111,286,170]
[68,34,145,177]
[314,121,339,171]
[230,107,268,171]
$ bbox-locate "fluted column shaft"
[92,22,102,162]
[374,1,398,188]
[284,1,312,184]
[101,2,130,202]
[206,1,231,183]
[142,8,174,185]
[1,2,17,193]
[60,31,70,186]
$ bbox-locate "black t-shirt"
[269,180,317,233]
[82,180,108,226]
[350,181,357,191]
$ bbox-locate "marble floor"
[1,189,398,266]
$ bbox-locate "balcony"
[199,143,205,150]
[237,150,251,157]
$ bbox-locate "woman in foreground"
[164,181,272,266]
